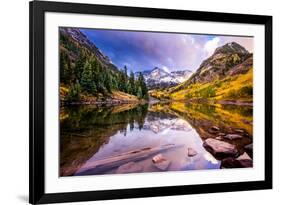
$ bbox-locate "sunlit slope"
[150,42,253,103]
[170,67,253,101]
[60,85,139,104]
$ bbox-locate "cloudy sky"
[81,28,253,73]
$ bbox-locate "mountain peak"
[182,42,252,86]
[150,67,169,79]
[139,68,192,89]
[151,67,168,73]
[214,42,249,55]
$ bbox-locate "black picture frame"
[29,1,272,204]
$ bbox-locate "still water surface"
[60,102,253,176]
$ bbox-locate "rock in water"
[203,138,238,158]
[187,147,198,157]
[234,129,244,134]
[152,154,171,171]
[211,126,220,131]
[208,126,220,134]
[150,124,160,133]
[154,160,171,171]
[116,162,143,174]
[152,154,165,163]
[221,158,252,168]
[223,134,243,140]
[238,159,253,168]
[236,152,252,160]
[221,152,253,168]
[244,143,253,152]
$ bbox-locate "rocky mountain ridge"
[60,27,118,71]
[137,67,192,89]
[178,42,252,89]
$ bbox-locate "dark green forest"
[60,31,148,102]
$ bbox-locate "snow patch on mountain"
[136,67,192,89]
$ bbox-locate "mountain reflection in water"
[60,102,253,176]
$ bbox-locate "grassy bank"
[60,85,142,105]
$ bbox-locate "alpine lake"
[60,101,253,176]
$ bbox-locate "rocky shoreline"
[216,100,253,106]
[61,98,253,107]
[203,125,253,168]
[61,98,146,106]
[186,99,253,106]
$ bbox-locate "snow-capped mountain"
[136,67,192,89]
[171,70,193,83]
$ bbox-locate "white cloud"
[204,37,220,57]
[181,35,195,46]
[219,37,253,53]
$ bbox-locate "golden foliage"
[152,68,253,102]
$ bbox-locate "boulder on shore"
[203,138,238,158]
[223,134,243,140]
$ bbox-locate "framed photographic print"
[29,0,272,204]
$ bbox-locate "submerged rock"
[221,152,253,168]
[152,154,171,171]
[116,162,143,174]
[187,147,198,157]
[203,138,238,158]
[223,134,243,140]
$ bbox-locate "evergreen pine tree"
[81,60,96,93]
[74,50,86,80]
[104,69,112,93]
[60,51,72,84]
[66,81,81,101]
[137,86,143,99]
[128,71,135,94]
[136,72,149,99]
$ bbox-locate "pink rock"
[187,147,198,157]
[203,138,238,158]
[152,154,171,171]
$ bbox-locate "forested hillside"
[59,28,148,104]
